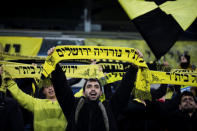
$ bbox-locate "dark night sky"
[0,0,128,20]
[0,0,196,38]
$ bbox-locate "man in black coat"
[146,90,197,131]
[47,47,142,131]
[117,84,168,131]
[167,91,197,131]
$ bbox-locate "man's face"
[43,85,56,99]
[179,95,197,111]
[181,56,187,63]
[83,81,102,101]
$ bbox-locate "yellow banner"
[0,36,43,56]
[61,65,104,78]
[100,63,127,72]
[1,64,104,79]
[3,62,196,87]
[100,64,197,87]
[1,62,197,100]
[2,64,42,79]
[150,70,197,87]
[42,45,147,78]
[103,69,197,87]
[105,72,125,84]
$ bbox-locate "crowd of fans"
[0,48,196,131]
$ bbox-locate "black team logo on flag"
[119,0,197,60]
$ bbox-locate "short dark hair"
[179,91,196,104]
[83,78,102,91]
[38,78,52,99]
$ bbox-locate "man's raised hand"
[47,47,56,56]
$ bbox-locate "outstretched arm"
[109,49,143,117]
[6,80,36,112]
[0,66,36,112]
[48,47,75,120]
[109,64,138,117]
[109,49,144,117]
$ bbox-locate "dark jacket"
[117,84,169,131]
[167,109,197,131]
[117,99,147,131]
[51,64,137,131]
[0,96,24,131]
[118,98,170,131]
[145,93,181,131]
